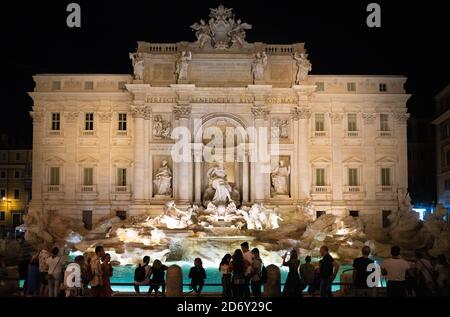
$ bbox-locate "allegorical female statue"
[293,52,312,84]
[271,160,291,196]
[129,52,144,80]
[175,51,192,83]
[153,160,172,196]
[206,162,232,204]
[251,51,268,83]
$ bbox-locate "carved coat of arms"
[190,5,252,49]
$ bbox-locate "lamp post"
[2,197,11,239]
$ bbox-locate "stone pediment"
[78,155,99,165]
[311,157,331,164]
[376,156,397,163]
[342,156,364,164]
[112,156,132,166]
[44,155,65,164]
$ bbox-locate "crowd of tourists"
[2,240,449,297]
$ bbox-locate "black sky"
[1,0,449,148]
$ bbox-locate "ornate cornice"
[362,112,377,124]
[173,104,192,120]
[131,105,152,120]
[329,113,343,124]
[251,104,270,120]
[97,112,113,123]
[29,111,44,123]
[393,112,410,125]
[291,106,311,120]
[64,111,79,123]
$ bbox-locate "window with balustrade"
[117,168,127,186]
[83,168,94,186]
[50,167,60,186]
[347,113,357,132]
[348,168,358,186]
[381,168,391,186]
[316,168,325,186]
[84,113,94,131]
[118,113,127,131]
[380,114,390,131]
[51,113,60,131]
[315,113,325,131]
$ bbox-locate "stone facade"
[28,8,410,231]
[432,84,450,208]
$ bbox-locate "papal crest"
[190,5,252,49]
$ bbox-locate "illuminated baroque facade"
[28,6,410,231]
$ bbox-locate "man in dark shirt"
[189,258,207,296]
[319,245,340,297]
[353,246,375,297]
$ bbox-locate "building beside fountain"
[27,5,410,236]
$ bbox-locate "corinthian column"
[330,112,344,201]
[393,111,410,191]
[251,103,270,202]
[173,103,193,204]
[292,106,311,199]
[131,104,151,202]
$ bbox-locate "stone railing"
[313,186,331,193]
[46,185,63,192]
[378,130,392,137]
[266,45,294,54]
[344,185,363,193]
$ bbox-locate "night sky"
[1,0,449,148]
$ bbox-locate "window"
[15,153,20,161]
[0,212,5,221]
[445,179,450,191]
[83,168,93,186]
[50,167,60,186]
[116,210,127,220]
[52,81,61,91]
[442,124,450,139]
[447,150,450,166]
[51,113,60,131]
[381,168,391,186]
[347,113,357,131]
[14,189,20,200]
[117,168,127,186]
[1,152,6,161]
[14,170,20,178]
[348,168,358,186]
[382,210,392,228]
[84,81,94,90]
[0,189,5,198]
[315,113,325,131]
[0,170,6,179]
[347,82,356,92]
[118,113,127,131]
[315,82,324,92]
[316,210,326,219]
[350,210,359,217]
[379,83,387,92]
[380,114,389,131]
[316,168,325,186]
[85,113,94,131]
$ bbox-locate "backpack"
[134,264,147,282]
[260,265,268,284]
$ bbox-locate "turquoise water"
[108,262,353,293]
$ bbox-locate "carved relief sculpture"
[271,118,289,140]
[153,115,172,139]
[190,5,252,49]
